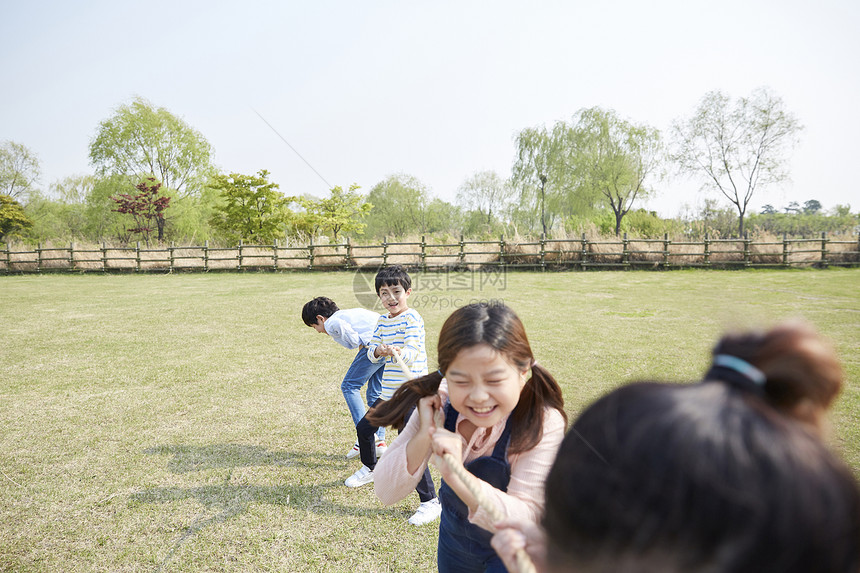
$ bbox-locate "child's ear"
[405,287,413,296]
[517,368,529,390]
[316,315,326,323]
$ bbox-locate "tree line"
[2,90,857,246]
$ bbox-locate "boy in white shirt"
[302,297,386,457]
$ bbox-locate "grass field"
[1,269,859,572]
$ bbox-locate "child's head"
[368,302,566,452]
[541,322,860,573]
[374,265,412,316]
[301,296,339,333]
[706,320,843,430]
[374,264,412,293]
[437,303,533,431]
[435,302,532,374]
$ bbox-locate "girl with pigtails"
[368,302,567,573]
[492,321,860,573]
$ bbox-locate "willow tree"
[511,126,564,236]
[89,98,214,198]
[565,108,663,236]
[670,88,802,237]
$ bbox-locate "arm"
[336,320,362,349]
[325,316,361,349]
[373,398,436,505]
[357,318,379,347]
[396,313,423,365]
[366,320,386,363]
[369,316,413,362]
[429,425,480,509]
[406,395,440,474]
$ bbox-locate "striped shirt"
[366,308,428,400]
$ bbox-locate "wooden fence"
[2,233,859,274]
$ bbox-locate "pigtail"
[509,362,567,454]
[366,371,443,430]
[707,321,843,423]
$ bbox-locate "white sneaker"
[344,465,374,488]
[375,440,388,457]
[408,497,442,526]
[346,443,360,459]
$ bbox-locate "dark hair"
[374,265,412,294]
[542,323,860,573]
[707,321,843,423]
[367,302,566,454]
[301,296,339,326]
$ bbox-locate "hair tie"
[532,360,538,368]
[713,355,766,385]
[706,354,766,394]
[437,369,444,377]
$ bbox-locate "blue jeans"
[341,348,385,442]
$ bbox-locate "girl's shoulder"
[508,407,566,462]
[543,406,567,432]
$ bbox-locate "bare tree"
[0,141,41,201]
[456,171,514,226]
[671,88,802,237]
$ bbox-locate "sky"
[2,0,859,217]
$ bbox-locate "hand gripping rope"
[391,350,537,573]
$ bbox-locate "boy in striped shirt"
[344,265,441,526]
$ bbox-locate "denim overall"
[437,403,513,573]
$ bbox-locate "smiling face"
[445,343,528,428]
[377,283,412,317]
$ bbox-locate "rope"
[1,467,22,488]
[390,349,537,573]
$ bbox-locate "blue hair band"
[712,354,766,386]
